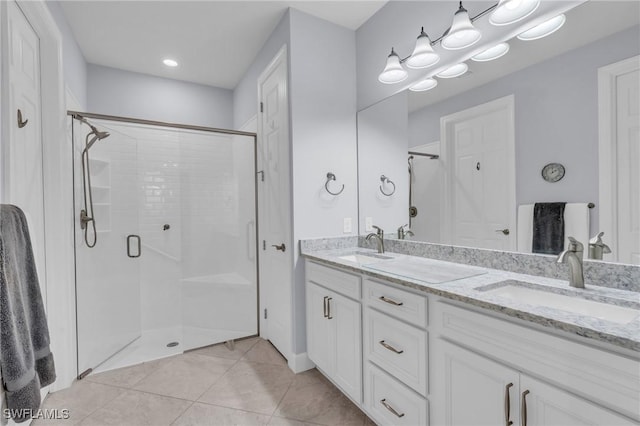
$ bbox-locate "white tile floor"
[35,338,374,426]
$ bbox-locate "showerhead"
[95,130,110,140]
[84,129,110,152]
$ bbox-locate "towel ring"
[379,175,396,196]
[325,172,344,196]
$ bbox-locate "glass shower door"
[73,119,142,376]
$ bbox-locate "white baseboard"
[288,351,315,373]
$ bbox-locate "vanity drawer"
[306,261,361,299]
[364,279,428,328]
[364,362,428,426]
[365,308,428,396]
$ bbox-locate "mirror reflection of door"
[410,142,441,242]
[599,55,640,265]
[441,95,516,251]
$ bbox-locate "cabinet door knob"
[521,390,530,426]
[380,399,405,418]
[504,383,513,426]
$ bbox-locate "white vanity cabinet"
[305,262,362,403]
[362,278,430,425]
[436,339,636,426]
[432,301,640,426]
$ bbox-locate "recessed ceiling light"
[436,63,469,79]
[471,43,510,62]
[163,59,178,67]
[517,14,566,41]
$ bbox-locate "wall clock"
[541,162,565,183]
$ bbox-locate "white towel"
[517,203,591,253]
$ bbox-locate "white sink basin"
[338,252,393,264]
[483,284,639,324]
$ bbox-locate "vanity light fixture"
[471,42,510,62]
[517,14,566,41]
[163,58,178,67]
[489,0,540,26]
[436,63,469,78]
[441,2,482,50]
[409,78,438,92]
[406,28,440,69]
[378,48,408,84]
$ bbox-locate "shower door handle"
[127,235,141,258]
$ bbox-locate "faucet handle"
[589,232,612,253]
[372,225,384,236]
[567,237,584,253]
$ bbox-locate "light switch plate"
[365,217,373,232]
[343,218,352,234]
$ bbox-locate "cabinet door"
[439,340,519,426]
[520,375,637,426]
[331,292,362,403]
[306,282,333,374]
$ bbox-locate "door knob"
[495,229,510,235]
[272,243,286,252]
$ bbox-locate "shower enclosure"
[70,112,258,376]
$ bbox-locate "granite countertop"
[301,247,640,352]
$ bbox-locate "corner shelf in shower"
[89,158,112,233]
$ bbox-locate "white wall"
[357,91,408,235]
[45,1,87,108]
[288,8,359,354]
[87,64,234,129]
[408,26,640,236]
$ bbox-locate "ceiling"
[407,0,640,112]
[60,1,387,89]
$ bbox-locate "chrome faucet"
[556,237,585,289]
[588,232,611,260]
[397,224,414,240]
[366,225,385,253]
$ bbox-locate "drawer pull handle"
[380,399,405,418]
[521,390,530,426]
[323,296,328,318]
[327,297,333,319]
[379,340,404,354]
[379,296,403,306]
[504,383,513,426]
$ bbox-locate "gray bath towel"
[0,205,56,423]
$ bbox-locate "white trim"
[9,1,74,390]
[440,95,516,250]
[287,351,315,374]
[597,55,640,263]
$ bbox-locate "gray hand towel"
[532,202,566,255]
[0,205,56,423]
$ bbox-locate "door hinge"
[260,102,264,113]
[264,308,268,319]
[263,240,266,250]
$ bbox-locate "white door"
[521,375,636,426]
[435,340,520,426]
[305,282,332,373]
[441,96,516,250]
[6,1,47,303]
[331,292,362,403]
[615,69,640,265]
[257,46,292,360]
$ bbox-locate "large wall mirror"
[357,1,639,265]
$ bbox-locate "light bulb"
[442,2,482,50]
[517,14,566,41]
[406,28,440,69]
